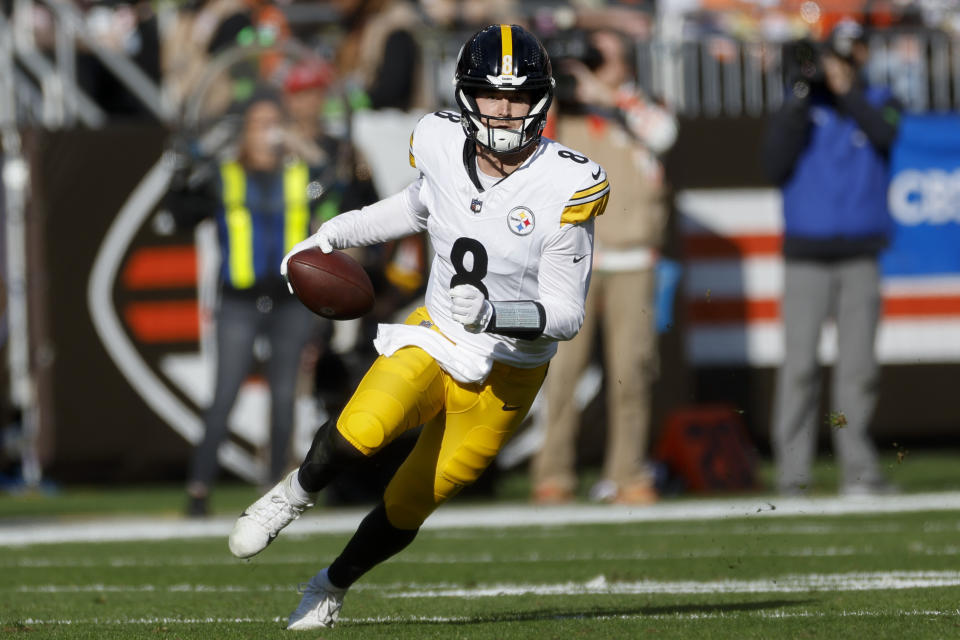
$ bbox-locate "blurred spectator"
[531,28,677,505]
[162,0,254,113]
[334,0,428,113]
[569,1,655,38]
[162,0,292,116]
[333,0,430,325]
[164,89,339,516]
[761,21,901,497]
[282,58,344,198]
[76,0,161,120]
[331,0,428,199]
[420,0,521,31]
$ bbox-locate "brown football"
[286,247,375,320]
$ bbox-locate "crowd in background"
[2,0,956,502]
[679,0,960,43]
[9,0,960,122]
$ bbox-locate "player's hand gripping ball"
[285,247,375,320]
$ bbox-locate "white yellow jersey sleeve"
[318,110,608,382]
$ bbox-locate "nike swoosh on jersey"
[591,167,602,180]
[502,404,522,411]
[573,255,587,263]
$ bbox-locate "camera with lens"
[782,21,865,97]
[783,38,826,90]
[544,31,605,110]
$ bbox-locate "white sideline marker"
[2,491,960,547]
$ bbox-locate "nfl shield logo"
[470,198,483,214]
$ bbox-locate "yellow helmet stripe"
[500,24,513,76]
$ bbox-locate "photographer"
[761,21,901,497]
[531,29,677,505]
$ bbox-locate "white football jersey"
[321,110,609,381]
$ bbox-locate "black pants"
[189,290,318,489]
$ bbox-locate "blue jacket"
[763,83,900,259]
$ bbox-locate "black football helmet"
[454,24,554,154]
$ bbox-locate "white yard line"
[2,491,960,547]
[12,570,960,597]
[14,608,960,626]
[382,571,960,597]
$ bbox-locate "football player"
[228,24,609,630]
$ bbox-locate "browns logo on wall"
[32,126,313,483]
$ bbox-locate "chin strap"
[485,300,546,340]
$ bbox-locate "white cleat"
[286,568,347,630]
[228,470,314,559]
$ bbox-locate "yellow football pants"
[335,307,547,530]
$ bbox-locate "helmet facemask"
[456,86,552,155]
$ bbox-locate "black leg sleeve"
[327,502,419,589]
[297,419,366,493]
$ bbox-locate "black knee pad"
[298,419,366,492]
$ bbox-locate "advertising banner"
[678,115,960,367]
[882,113,960,276]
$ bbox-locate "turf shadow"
[347,598,814,627]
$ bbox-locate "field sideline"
[3,487,960,639]
[3,489,960,545]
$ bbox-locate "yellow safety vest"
[219,161,310,289]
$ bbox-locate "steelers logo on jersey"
[507,207,535,236]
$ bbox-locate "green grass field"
[3,452,960,639]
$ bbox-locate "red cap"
[284,60,333,93]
